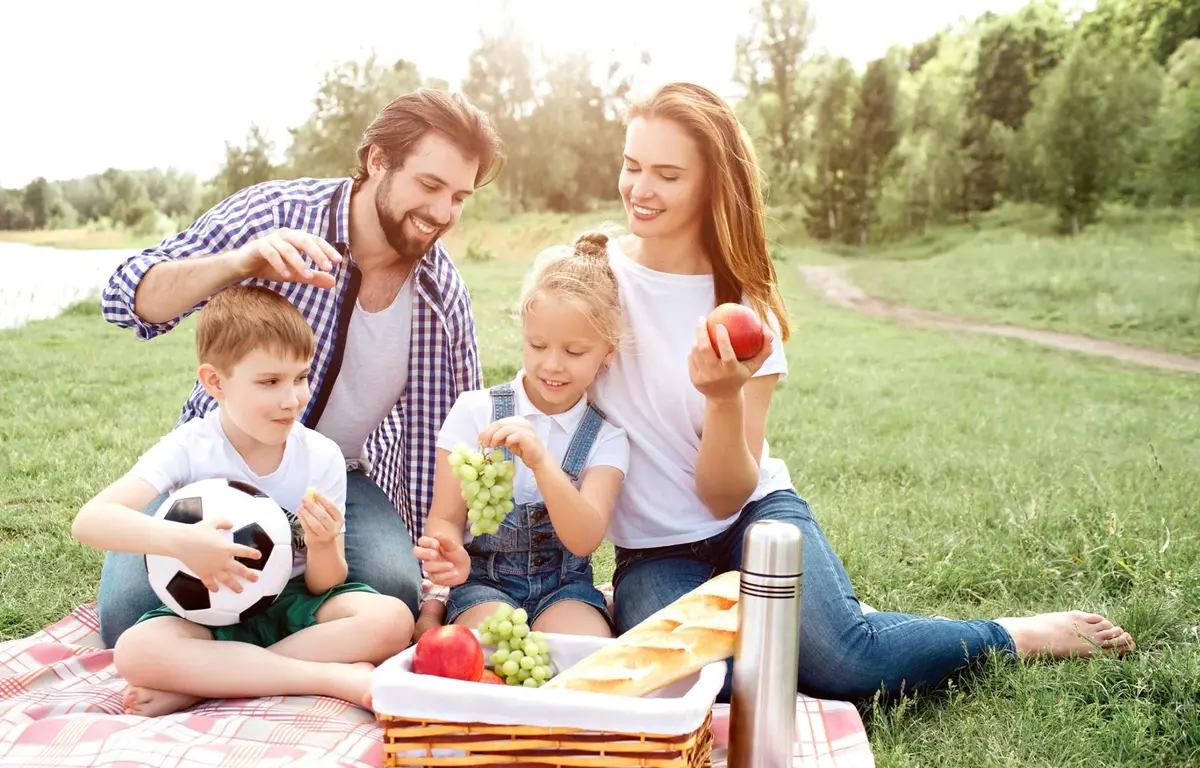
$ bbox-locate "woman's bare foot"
[996,611,1136,659]
[121,684,202,717]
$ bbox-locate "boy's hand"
[299,489,343,547]
[479,416,548,470]
[413,533,470,587]
[172,519,261,593]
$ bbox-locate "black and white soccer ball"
[145,478,294,626]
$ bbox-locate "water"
[0,243,138,330]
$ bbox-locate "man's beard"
[376,175,442,262]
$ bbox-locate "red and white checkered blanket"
[0,603,874,767]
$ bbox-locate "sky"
[1,0,1060,189]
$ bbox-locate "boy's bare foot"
[121,684,202,717]
[331,661,376,708]
[996,611,1136,659]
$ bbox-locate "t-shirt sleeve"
[436,389,487,453]
[753,308,789,381]
[127,428,193,495]
[585,424,630,477]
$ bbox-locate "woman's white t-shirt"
[590,237,793,549]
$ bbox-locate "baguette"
[542,570,741,697]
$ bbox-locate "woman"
[590,82,1136,703]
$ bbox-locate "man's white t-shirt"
[315,275,415,465]
[130,408,348,578]
[590,237,793,549]
[436,370,630,546]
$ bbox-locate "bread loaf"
[542,570,741,697]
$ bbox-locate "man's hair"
[196,286,315,371]
[352,88,505,190]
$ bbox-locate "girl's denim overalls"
[444,383,612,627]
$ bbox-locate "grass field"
[841,204,1200,357]
[2,209,1199,766]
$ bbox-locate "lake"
[0,243,138,331]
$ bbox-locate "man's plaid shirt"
[101,177,483,541]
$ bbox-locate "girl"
[413,232,628,638]
[591,82,1136,703]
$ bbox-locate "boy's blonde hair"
[520,231,621,346]
[196,285,315,372]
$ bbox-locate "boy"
[73,285,413,717]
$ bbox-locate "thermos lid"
[741,519,802,577]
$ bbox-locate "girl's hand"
[298,489,343,547]
[479,416,549,470]
[413,533,471,587]
[688,317,775,402]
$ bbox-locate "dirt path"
[798,265,1200,375]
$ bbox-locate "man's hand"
[170,518,261,593]
[232,228,343,288]
[298,489,343,547]
[413,532,471,587]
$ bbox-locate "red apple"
[412,625,484,682]
[477,669,506,685]
[706,303,765,361]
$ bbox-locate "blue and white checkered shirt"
[101,177,483,541]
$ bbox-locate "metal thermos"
[728,519,803,768]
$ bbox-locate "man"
[95,88,504,648]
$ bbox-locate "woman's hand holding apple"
[688,307,774,401]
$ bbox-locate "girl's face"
[618,116,708,241]
[521,295,616,415]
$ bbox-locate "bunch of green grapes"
[478,605,554,687]
[448,444,516,537]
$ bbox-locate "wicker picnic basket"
[372,631,724,768]
[377,710,714,767]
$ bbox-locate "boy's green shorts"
[136,576,378,647]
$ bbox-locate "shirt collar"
[511,370,590,434]
[326,179,351,255]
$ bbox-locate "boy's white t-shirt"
[590,237,793,549]
[436,371,630,545]
[130,408,348,578]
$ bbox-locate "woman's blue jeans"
[611,489,1016,703]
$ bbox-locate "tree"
[846,56,901,245]
[960,3,1069,214]
[1024,41,1163,233]
[735,0,814,196]
[209,124,279,208]
[1153,39,1200,205]
[800,55,857,240]
[461,21,536,211]
[285,55,426,179]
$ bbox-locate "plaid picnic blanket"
[0,603,874,767]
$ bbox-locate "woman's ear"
[197,363,224,399]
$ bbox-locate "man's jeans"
[95,470,422,648]
[611,489,1017,703]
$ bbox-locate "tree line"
[2,0,1197,243]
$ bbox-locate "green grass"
[838,204,1200,357]
[3,220,1199,766]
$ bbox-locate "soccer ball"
[145,478,294,626]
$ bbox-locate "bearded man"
[95,88,505,648]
